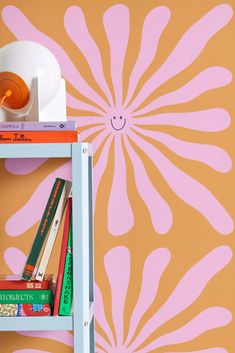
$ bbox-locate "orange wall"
[0,1,235,352]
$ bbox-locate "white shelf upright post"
[72,142,94,353]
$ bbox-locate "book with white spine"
[35,180,72,281]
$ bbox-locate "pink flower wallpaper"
[0,0,234,352]
[1,3,234,236]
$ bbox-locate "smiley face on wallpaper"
[1,3,233,238]
[110,115,126,131]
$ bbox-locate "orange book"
[0,131,79,143]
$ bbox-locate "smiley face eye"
[120,116,123,119]
[113,116,116,120]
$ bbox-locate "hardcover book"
[59,219,73,316]
[35,180,72,281]
[0,289,52,304]
[22,178,65,280]
[0,274,52,290]
[0,121,78,131]
[0,131,79,143]
[0,303,51,316]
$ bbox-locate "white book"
[35,180,72,281]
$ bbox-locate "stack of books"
[0,121,79,143]
[0,121,77,316]
[0,275,53,316]
[0,177,73,316]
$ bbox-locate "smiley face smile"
[110,115,127,131]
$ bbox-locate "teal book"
[22,178,65,280]
[59,218,73,316]
[0,290,52,304]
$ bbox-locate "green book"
[59,219,73,316]
[0,290,52,304]
[22,178,65,280]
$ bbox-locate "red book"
[0,274,52,290]
[53,197,72,316]
[0,303,51,316]
[0,130,79,143]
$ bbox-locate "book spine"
[0,131,78,143]
[0,280,50,290]
[22,178,65,280]
[0,290,52,304]
[0,303,51,316]
[53,197,72,316]
[0,121,77,131]
[59,220,73,316]
[35,181,72,281]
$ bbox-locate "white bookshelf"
[0,142,95,353]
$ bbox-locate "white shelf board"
[0,316,73,331]
[0,143,73,158]
[0,302,94,331]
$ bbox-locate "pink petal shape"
[95,331,112,352]
[129,245,232,351]
[67,93,105,115]
[95,348,108,353]
[95,283,115,346]
[103,4,129,106]
[108,134,134,235]
[133,67,232,116]
[93,135,113,206]
[18,331,73,346]
[133,126,232,173]
[80,126,106,141]
[129,4,233,112]
[129,130,234,234]
[165,349,228,353]
[135,307,232,353]
[132,109,231,132]
[6,274,22,280]
[65,6,113,106]
[125,248,171,346]
[104,246,130,346]
[2,6,109,111]
[124,135,173,233]
[5,158,47,175]
[6,161,71,236]
[124,6,170,106]
[91,130,110,156]
[13,350,50,353]
[4,247,26,274]
[80,127,109,155]
[73,117,106,127]
[71,120,108,156]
